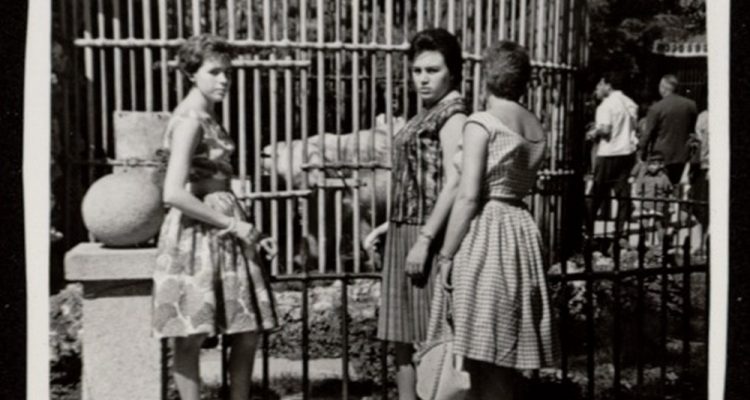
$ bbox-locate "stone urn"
[82,170,164,247]
[81,111,171,247]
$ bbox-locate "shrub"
[50,283,83,383]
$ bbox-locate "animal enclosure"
[53,0,589,275]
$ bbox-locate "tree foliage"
[586,0,706,95]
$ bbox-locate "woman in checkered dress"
[426,41,559,398]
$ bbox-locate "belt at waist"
[484,196,529,210]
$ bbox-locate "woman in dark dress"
[364,28,467,400]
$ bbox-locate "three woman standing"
[151,31,557,400]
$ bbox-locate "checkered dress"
[426,112,559,369]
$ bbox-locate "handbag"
[415,274,470,400]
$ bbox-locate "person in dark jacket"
[639,74,698,184]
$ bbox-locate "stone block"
[65,243,163,400]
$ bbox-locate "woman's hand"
[363,224,388,251]
[405,236,431,279]
[258,236,278,261]
[437,254,454,292]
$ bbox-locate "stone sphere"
[82,172,165,247]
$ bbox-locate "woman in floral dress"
[151,34,278,400]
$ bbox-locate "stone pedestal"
[65,243,162,400]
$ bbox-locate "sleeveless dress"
[377,95,467,343]
[426,111,558,369]
[151,110,279,338]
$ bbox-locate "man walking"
[640,74,698,184]
[586,73,639,234]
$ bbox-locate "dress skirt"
[377,222,440,343]
[152,191,279,338]
[426,199,559,369]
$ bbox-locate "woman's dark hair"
[407,28,463,88]
[482,40,531,100]
[177,34,234,76]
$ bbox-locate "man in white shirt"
[586,73,639,236]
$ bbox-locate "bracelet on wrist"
[436,252,453,262]
[218,216,239,236]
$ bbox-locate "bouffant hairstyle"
[177,34,234,77]
[482,40,531,100]
[406,28,463,89]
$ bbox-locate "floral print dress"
[152,110,279,338]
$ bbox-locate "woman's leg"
[394,342,417,400]
[466,358,518,400]
[228,332,259,400]
[173,334,207,400]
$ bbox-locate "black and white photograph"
[10,0,737,399]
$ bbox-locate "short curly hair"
[406,28,463,89]
[482,40,531,100]
[177,34,234,76]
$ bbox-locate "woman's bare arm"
[438,121,489,258]
[162,117,234,229]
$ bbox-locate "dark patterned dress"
[152,110,279,338]
[376,95,467,343]
[426,112,558,369]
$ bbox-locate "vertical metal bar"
[636,190,646,397]
[158,0,169,111]
[234,0,247,195]
[176,0,185,100]
[316,0,328,273]
[83,0,96,183]
[416,0,424,31]
[447,0,456,33]
[264,0,280,276]
[335,189,343,273]
[351,0,361,273]
[113,0,123,111]
[192,0,201,35]
[127,0,137,109]
[472,0,482,112]
[368,0,380,242]
[612,191,623,397]
[302,277,311,400]
[681,220,693,399]
[584,228,595,399]
[299,0,310,245]
[97,0,110,155]
[403,0,412,117]
[498,0,506,39]
[143,0,154,111]
[250,0,264,231]
[519,0,527,46]
[435,0,443,28]
[659,197,670,398]
[461,0,469,96]
[283,0,295,275]
[210,0,217,34]
[385,0,394,221]
[340,277,350,399]
[223,0,235,131]
[486,0,493,44]
[335,0,343,159]
[510,0,517,42]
